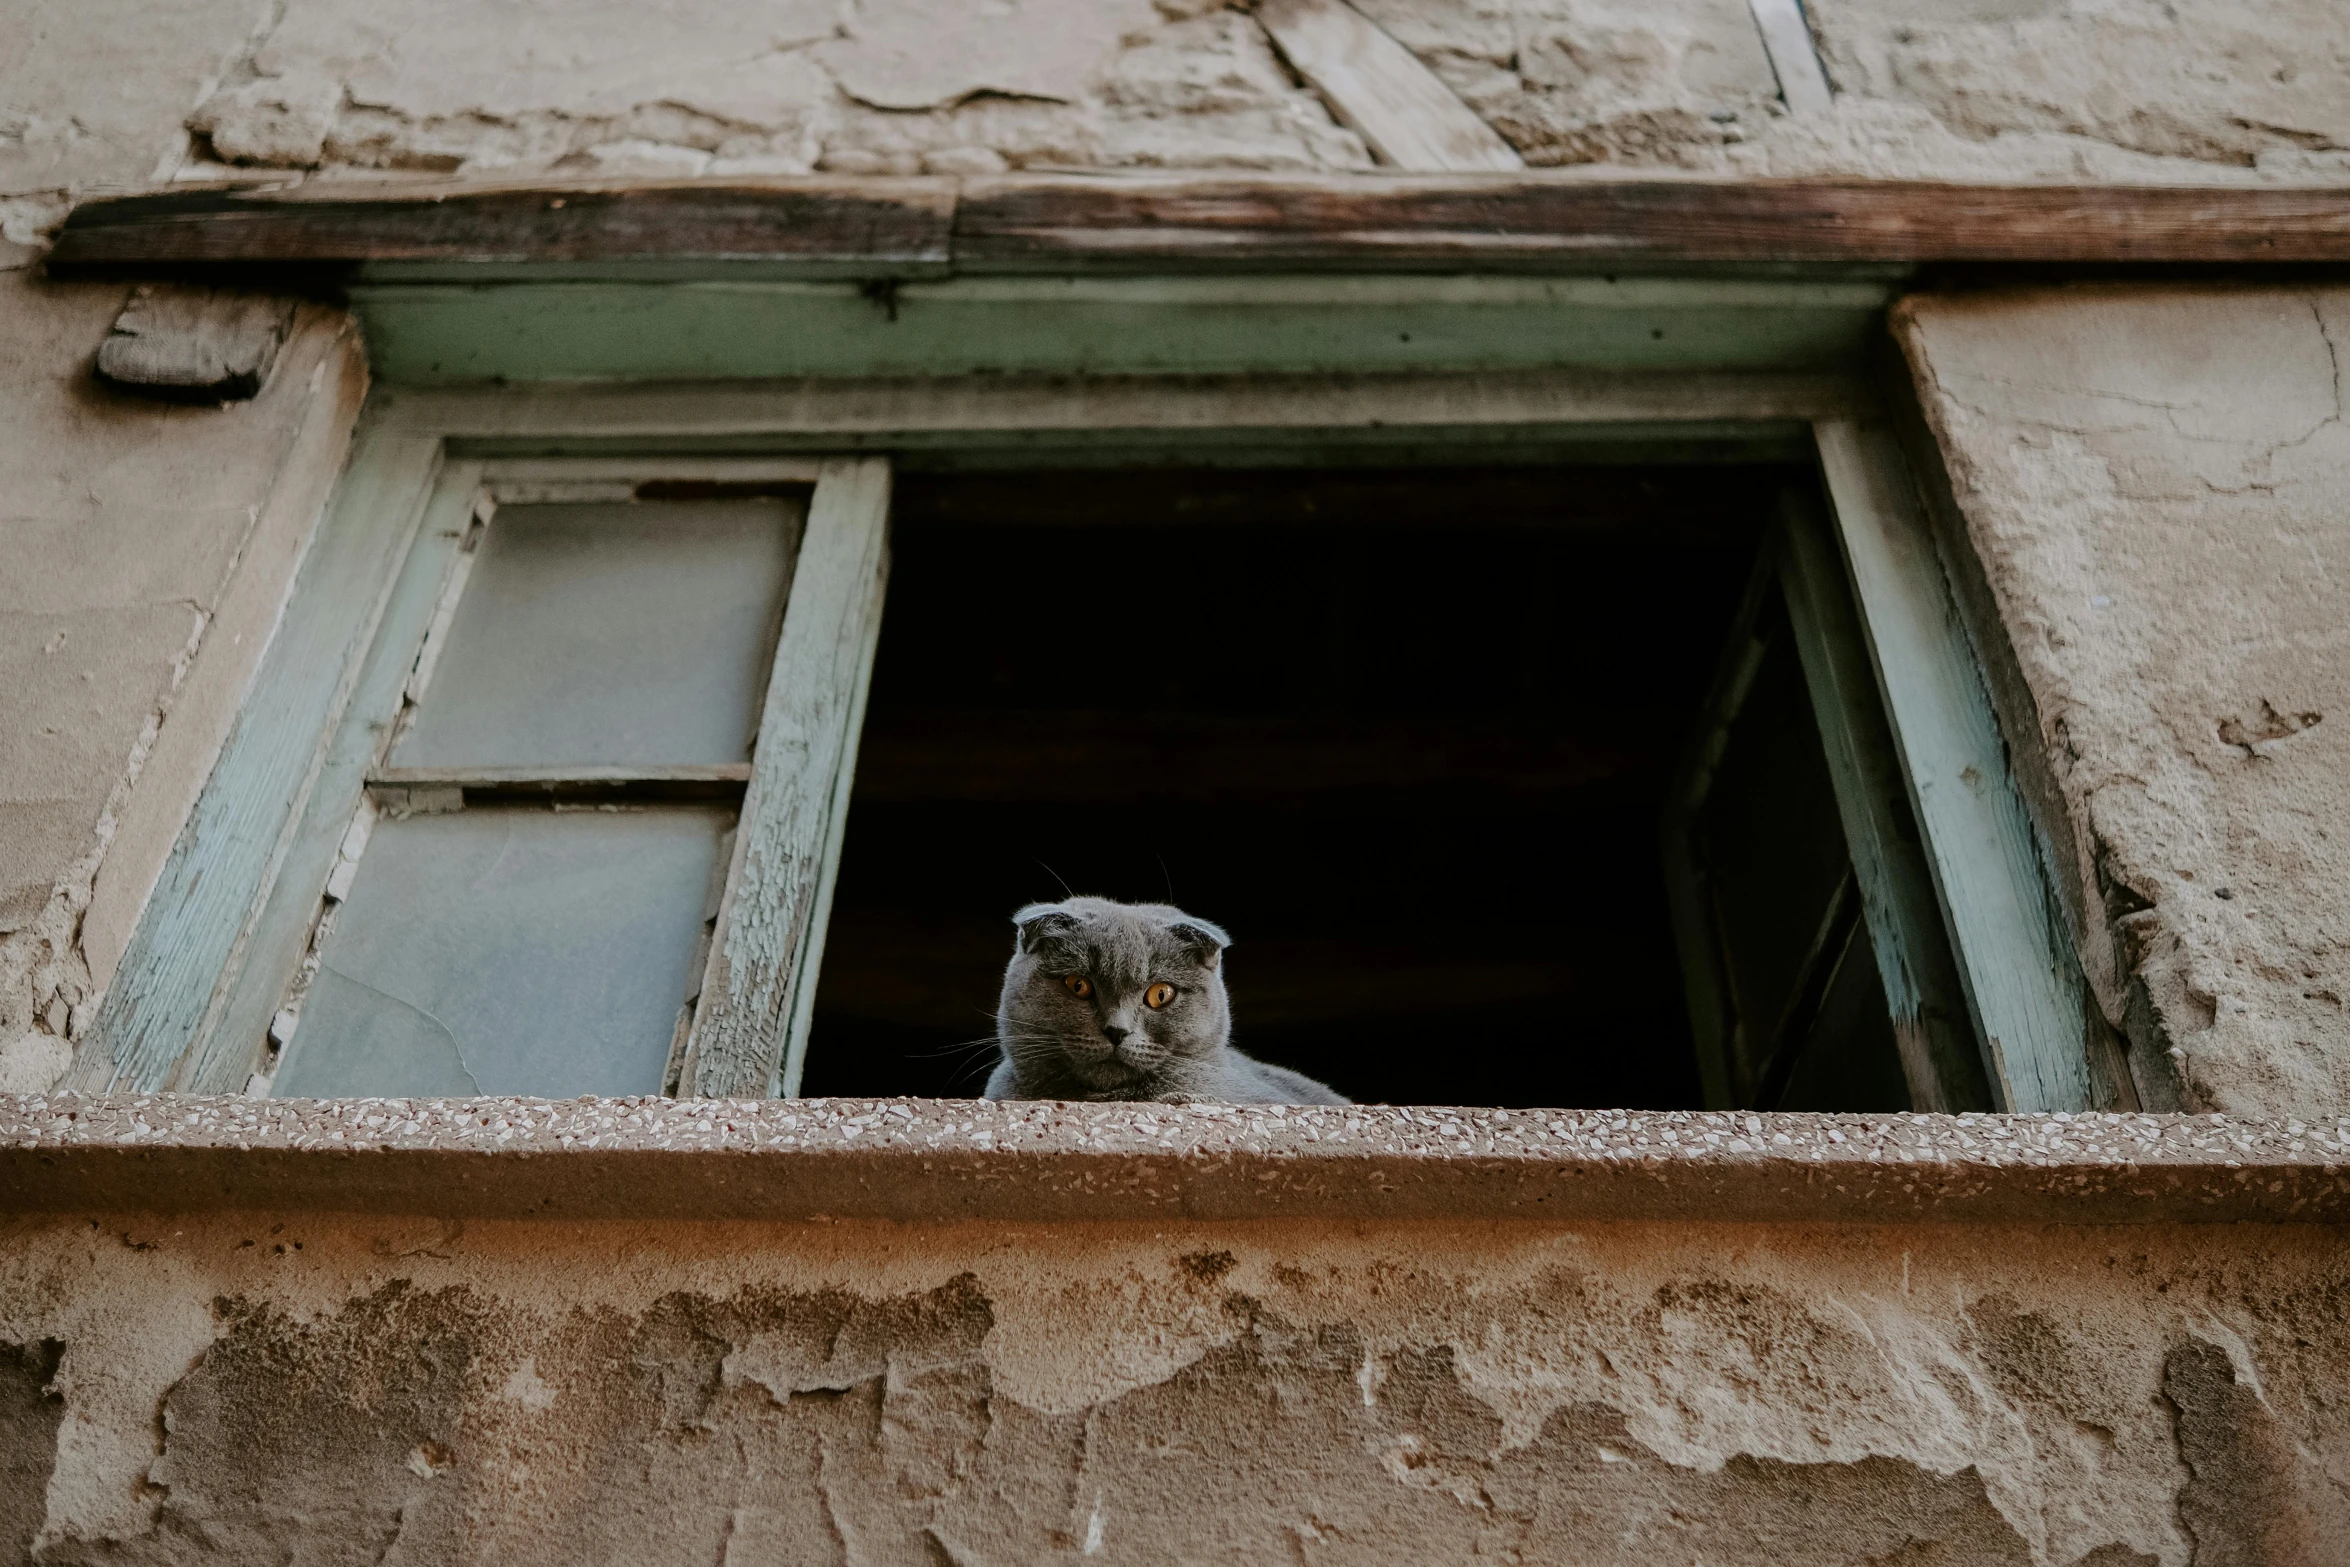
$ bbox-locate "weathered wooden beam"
[953,178,2350,268]
[44,176,2350,278]
[47,178,958,278]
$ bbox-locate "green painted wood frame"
[76,277,2112,1110]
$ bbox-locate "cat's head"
[997,896,1233,1094]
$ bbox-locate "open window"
[82,393,2110,1115]
[794,459,1991,1111]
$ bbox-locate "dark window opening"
[801,462,1946,1110]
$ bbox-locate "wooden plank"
[49,177,2350,278]
[1812,418,2099,1112]
[388,368,1862,443]
[347,275,1888,382]
[48,178,957,278]
[70,422,446,1093]
[369,765,753,787]
[1746,0,1834,114]
[1257,0,1522,173]
[953,178,2350,268]
[679,458,891,1100]
[480,458,823,486]
[179,464,485,1095]
[1776,488,1989,1112]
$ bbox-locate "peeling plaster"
[0,272,364,1095]
[1897,286,2350,1120]
[7,0,2348,206]
[3,1213,2346,1562]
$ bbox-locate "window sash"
[77,447,886,1101]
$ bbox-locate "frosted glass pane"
[274,807,725,1098]
[392,498,803,768]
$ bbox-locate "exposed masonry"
[7,0,2350,235]
[154,0,2350,188]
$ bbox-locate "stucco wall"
[1896,287,2350,1120]
[4,0,2348,235]
[1,1207,2343,1563]
[4,2,2349,1097]
[0,270,363,1093]
[4,4,2350,1556]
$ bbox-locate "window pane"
[391,498,803,769]
[273,806,727,1098]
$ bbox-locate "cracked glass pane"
[391,498,804,769]
[273,806,728,1098]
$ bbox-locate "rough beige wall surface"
[9,0,2348,217]
[1896,285,2350,1120]
[0,270,364,1096]
[1355,0,2350,181]
[0,1211,2343,1564]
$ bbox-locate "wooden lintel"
[44,176,2350,278]
[47,177,959,278]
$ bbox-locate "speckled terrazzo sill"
[3,1094,2345,1224]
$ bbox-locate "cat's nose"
[1100,1024,1131,1045]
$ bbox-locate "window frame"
[71,334,2117,1113]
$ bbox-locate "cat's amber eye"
[1063,974,1093,999]
[1145,982,1177,1009]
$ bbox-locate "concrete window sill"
[5,1094,2345,1224]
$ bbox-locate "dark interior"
[798,459,1887,1108]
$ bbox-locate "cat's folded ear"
[1012,903,1081,954]
[1166,917,1232,969]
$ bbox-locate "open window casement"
[1661,487,1987,1114]
[83,454,890,1102]
[1662,424,2127,1116]
[68,295,2121,1113]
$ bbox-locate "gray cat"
[984,896,1350,1105]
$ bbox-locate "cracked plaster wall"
[0,1211,2344,1563]
[0,269,365,1095]
[1896,286,2350,1120]
[4,0,2348,239]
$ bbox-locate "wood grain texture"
[1258,0,1523,173]
[49,178,956,275]
[1777,488,1988,1113]
[70,422,446,1094]
[369,765,753,787]
[381,368,1860,446]
[954,178,2350,267]
[347,275,1885,382]
[47,177,2350,276]
[679,458,891,1100]
[1813,419,2100,1113]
